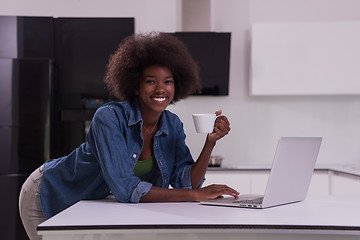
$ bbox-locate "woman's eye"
[165,80,174,84]
[145,79,155,84]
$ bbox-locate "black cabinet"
[171,32,231,96]
[1,16,53,240]
[0,57,51,240]
[0,175,29,240]
[0,15,134,240]
[51,17,134,157]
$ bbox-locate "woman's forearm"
[140,184,239,203]
[190,138,216,189]
[140,186,196,202]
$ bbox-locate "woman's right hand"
[193,184,239,202]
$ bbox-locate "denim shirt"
[39,98,195,219]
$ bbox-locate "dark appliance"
[171,32,231,95]
[51,17,134,158]
[0,16,53,240]
[0,16,135,239]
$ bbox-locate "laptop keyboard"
[234,197,264,205]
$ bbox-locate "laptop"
[200,137,322,209]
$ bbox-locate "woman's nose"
[154,83,165,93]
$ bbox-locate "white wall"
[169,0,360,167]
[1,0,360,167]
[182,0,211,31]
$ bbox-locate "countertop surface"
[38,196,360,234]
[207,164,360,177]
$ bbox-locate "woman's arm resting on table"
[140,184,239,202]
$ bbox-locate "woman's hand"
[207,110,230,144]
[192,184,239,202]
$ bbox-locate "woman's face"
[135,64,175,116]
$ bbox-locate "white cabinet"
[204,168,360,197]
[251,21,360,95]
[204,170,270,194]
[204,169,331,196]
[249,171,269,195]
[203,171,251,193]
[331,172,360,196]
[308,171,330,196]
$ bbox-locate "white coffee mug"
[192,113,216,133]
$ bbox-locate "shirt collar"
[128,97,142,126]
[128,97,169,136]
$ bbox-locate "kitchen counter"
[208,164,360,177]
[38,196,360,240]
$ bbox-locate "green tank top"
[133,156,155,177]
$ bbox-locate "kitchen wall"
[171,0,360,167]
[1,0,360,167]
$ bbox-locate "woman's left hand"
[207,110,230,143]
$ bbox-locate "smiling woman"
[104,32,202,102]
[135,64,175,162]
[18,32,236,240]
[135,65,175,117]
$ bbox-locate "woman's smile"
[153,97,167,102]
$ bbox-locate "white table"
[38,196,360,240]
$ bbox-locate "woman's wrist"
[205,135,216,148]
[189,189,200,202]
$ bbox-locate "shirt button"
[132,154,137,158]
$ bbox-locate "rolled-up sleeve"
[180,165,193,189]
[130,181,153,202]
